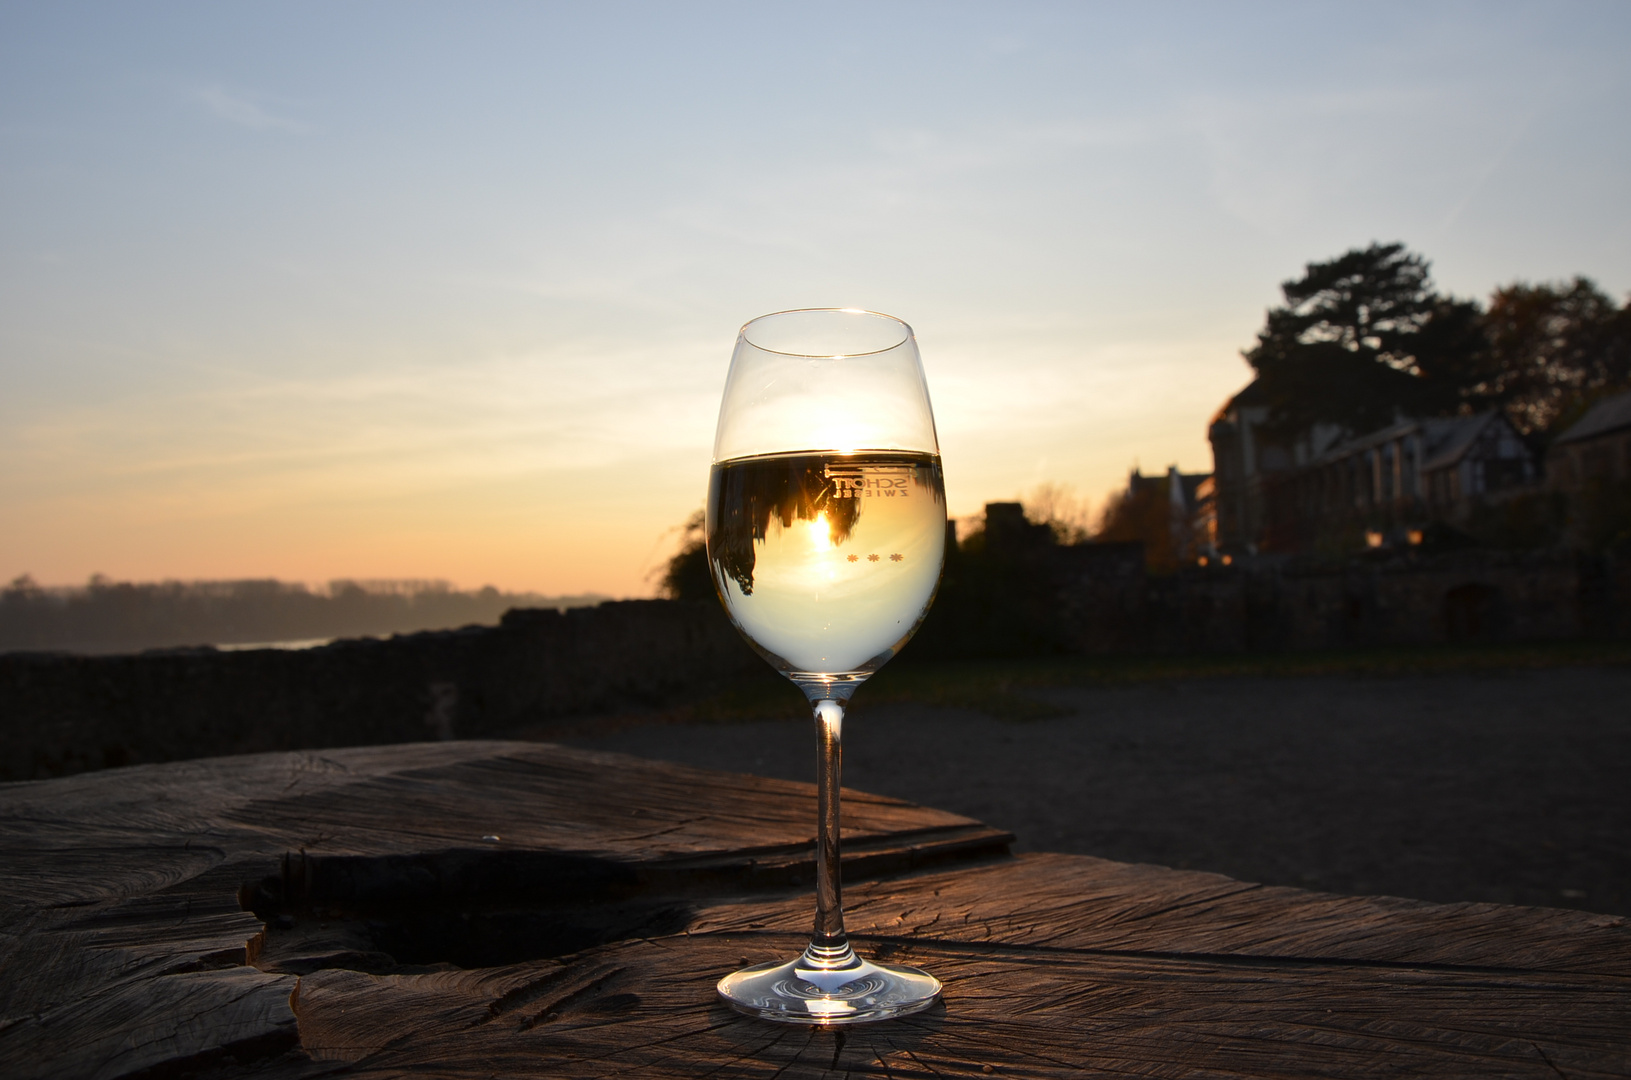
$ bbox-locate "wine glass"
[708,308,947,1024]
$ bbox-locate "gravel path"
[558,666,1631,917]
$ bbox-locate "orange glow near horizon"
[3,7,1625,596]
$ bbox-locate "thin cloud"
[1436,110,1535,235]
[195,86,307,133]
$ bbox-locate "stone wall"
[1053,548,1619,655]
[3,552,1625,783]
[0,601,758,783]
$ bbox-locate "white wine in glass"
[708,308,946,1024]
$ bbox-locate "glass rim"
[739,308,913,359]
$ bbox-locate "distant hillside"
[0,576,610,655]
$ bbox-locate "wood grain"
[691,852,1631,976]
[291,932,1630,1079]
[3,739,1627,1079]
[0,740,1006,1079]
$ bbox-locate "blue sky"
[3,2,1628,593]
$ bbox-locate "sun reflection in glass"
[805,512,832,551]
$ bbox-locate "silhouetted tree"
[1022,482,1093,544]
[1245,244,1631,443]
[1095,478,1180,573]
[656,510,715,602]
[1477,277,1631,435]
[1244,242,1478,435]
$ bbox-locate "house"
[1547,389,1631,491]
[1281,413,1538,544]
[1284,411,1537,524]
[1122,466,1212,562]
[1123,466,1209,517]
[1206,379,1342,554]
[1208,379,1541,554]
[1418,413,1538,505]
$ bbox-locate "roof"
[1209,378,1265,427]
[1126,468,1211,508]
[1419,414,1499,472]
[1553,390,1631,447]
[1322,418,1423,458]
[1309,412,1518,473]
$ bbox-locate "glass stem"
[804,697,857,971]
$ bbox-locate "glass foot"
[717,947,941,1025]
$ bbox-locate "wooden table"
[2,740,1626,1078]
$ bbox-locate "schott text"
[831,475,911,499]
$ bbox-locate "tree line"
[1243,241,1629,440]
[661,242,1630,598]
[0,575,607,655]
[1101,243,1630,562]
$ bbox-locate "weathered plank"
[3,966,300,1080]
[287,933,1630,1079]
[0,740,1007,1079]
[692,852,1631,977]
[0,741,1001,890]
[279,855,1631,1078]
[4,740,1629,1079]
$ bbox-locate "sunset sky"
[3,2,1628,596]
